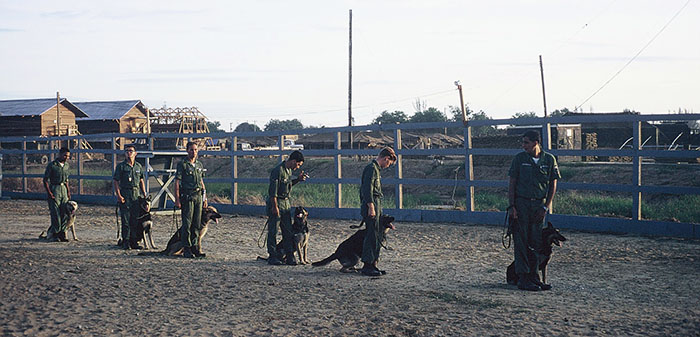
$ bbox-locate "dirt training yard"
[0,199,698,336]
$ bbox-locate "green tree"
[207,121,224,132]
[511,111,539,119]
[264,119,304,131]
[372,110,408,124]
[550,108,573,117]
[409,107,448,123]
[234,122,261,132]
[449,104,474,122]
[469,110,500,136]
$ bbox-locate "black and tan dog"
[312,215,395,273]
[258,206,311,265]
[131,195,156,250]
[506,222,567,288]
[39,200,79,241]
[140,205,221,257]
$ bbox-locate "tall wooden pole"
[539,55,548,117]
[455,81,466,125]
[56,91,61,148]
[348,9,353,150]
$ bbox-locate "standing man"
[175,141,207,258]
[113,144,147,250]
[360,147,396,276]
[508,130,561,291]
[265,150,307,265]
[43,147,71,242]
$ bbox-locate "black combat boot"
[285,255,298,266]
[361,263,381,277]
[183,246,195,259]
[517,274,540,291]
[267,256,283,265]
[57,231,69,242]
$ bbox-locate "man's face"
[59,151,70,163]
[378,156,395,169]
[522,136,539,156]
[289,159,303,171]
[187,145,198,159]
[125,148,136,161]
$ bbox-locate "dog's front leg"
[70,223,78,241]
[148,232,158,249]
[142,235,149,250]
[541,266,547,285]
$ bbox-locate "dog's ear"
[546,222,554,229]
[146,195,152,202]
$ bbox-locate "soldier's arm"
[545,179,557,211]
[508,177,518,220]
[174,179,181,208]
[65,180,71,200]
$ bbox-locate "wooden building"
[74,100,149,149]
[0,98,87,137]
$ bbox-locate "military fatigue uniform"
[508,151,561,277]
[113,160,144,246]
[44,159,70,236]
[266,161,294,258]
[176,159,205,249]
[360,159,383,264]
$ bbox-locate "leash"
[502,205,514,249]
[171,207,180,234]
[257,219,269,248]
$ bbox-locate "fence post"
[231,136,238,205]
[278,135,284,164]
[21,141,27,194]
[0,153,3,199]
[464,126,475,213]
[335,132,342,208]
[394,129,403,210]
[632,120,642,220]
[77,135,84,195]
[111,136,117,196]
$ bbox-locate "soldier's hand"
[273,207,280,218]
[368,203,376,218]
[298,171,308,182]
[48,193,55,200]
[175,200,181,209]
[508,206,518,221]
[534,207,546,223]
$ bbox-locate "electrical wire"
[575,0,691,110]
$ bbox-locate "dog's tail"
[311,253,337,267]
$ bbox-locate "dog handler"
[265,150,307,265]
[359,147,397,276]
[43,147,72,242]
[175,141,208,258]
[113,144,147,250]
[508,130,561,291]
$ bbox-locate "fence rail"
[1,113,699,238]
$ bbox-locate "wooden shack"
[74,100,149,149]
[0,98,87,137]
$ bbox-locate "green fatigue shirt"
[268,161,292,200]
[113,160,144,191]
[175,159,205,193]
[360,160,382,204]
[44,159,69,186]
[508,151,561,199]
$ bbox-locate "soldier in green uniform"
[112,144,147,250]
[175,142,208,258]
[360,147,396,276]
[508,130,561,291]
[265,150,307,265]
[43,147,71,242]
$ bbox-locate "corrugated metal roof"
[0,98,87,117]
[74,100,146,120]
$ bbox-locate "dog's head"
[202,205,222,225]
[138,195,152,213]
[543,222,567,247]
[294,206,308,223]
[63,200,78,215]
[379,214,395,232]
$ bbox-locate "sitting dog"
[257,206,311,265]
[155,205,221,256]
[130,195,156,250]
[506,222,567,288]
[312,215,395,273]
[39,200,79,241]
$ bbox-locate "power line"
[575,0,691,110]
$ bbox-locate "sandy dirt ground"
[0,199,698,336]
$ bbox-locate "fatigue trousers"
[47,184,69,236]
[266,197,293,257]
[118,189,139,244]
[180,192,203,248]
[513,197,546,277]
[361,198,382,264]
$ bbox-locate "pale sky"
[1,0,698,131]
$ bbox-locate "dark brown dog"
[131,195,156,250]
[506,222,567,286]
[153,205,221,256]
[39,200,78,241]
[312,215,395,273]
[258,206,310,264]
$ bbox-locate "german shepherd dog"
[506,222,567,287]
[131,195,156,250]
[39,200,78,241]
[258,206,311,264]
[312,215,395,273]
[140,205,221,256]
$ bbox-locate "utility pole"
[455,81,466,125]
[539,55,548,117]
[56,91,61,148]
[348,9,353,150]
